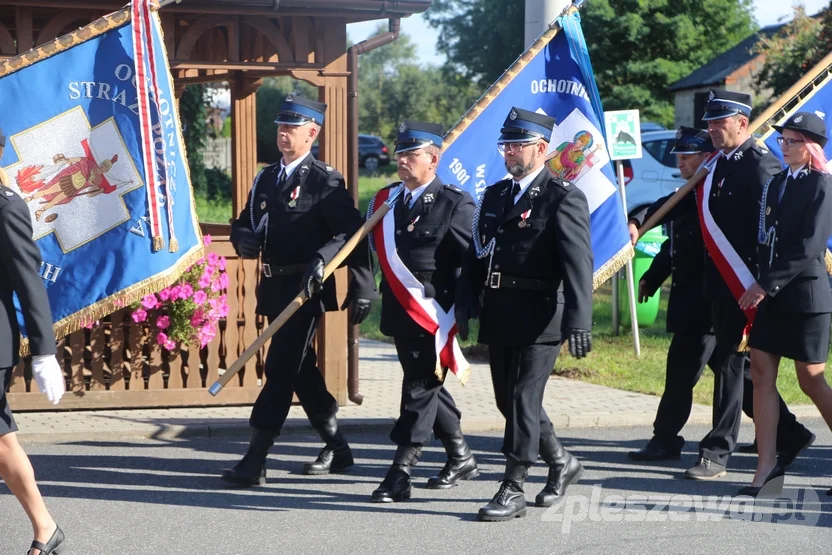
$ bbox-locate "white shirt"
[510,165,547,204]
[403,180,432,207]
[787,164,807,180]
[279,155,307,181]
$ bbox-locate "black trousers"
[391,335,462,445]
[652,332,718,450]
[249,302,338,433]
[699,300,808,465]
[488,342,561,464]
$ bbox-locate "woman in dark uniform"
[738,112,832,496]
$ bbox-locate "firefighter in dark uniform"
[629,90,813,479]
[368,121,479,503]
[222,96,377,486]
[456,108,593,521]
[628,127,719,461]
[0,129,67,554]
[737,112,832,496]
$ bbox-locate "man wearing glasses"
[456,107,593,521]
[367,121,478,503]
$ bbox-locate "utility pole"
[525,0,571,48]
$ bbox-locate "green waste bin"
[618,226,667,328]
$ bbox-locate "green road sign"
[604,110,642,160]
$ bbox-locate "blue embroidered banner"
[437,11,632,287]
[0,5,202,345]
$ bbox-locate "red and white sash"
[695,151,757,340]
[372,187,470,383]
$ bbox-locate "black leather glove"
[568,328,592,359]
[347,296,372,325]
[232,228,262,259]
[301,256,325,298]
[455,304,477,342]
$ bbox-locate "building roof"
[164,0,433,19]
[668,22,786,92]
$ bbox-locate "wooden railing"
[7,226,273,411]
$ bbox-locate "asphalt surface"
[1,420,831,554]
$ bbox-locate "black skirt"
[1,367,19,435]
[749,308,831,363]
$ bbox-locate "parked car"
[310,134,391,171]
[620,130,685,220]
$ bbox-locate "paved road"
[2,421,830,554]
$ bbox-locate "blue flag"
[0,4,202,346]
[760,69,832,252]
[437,11,631,287]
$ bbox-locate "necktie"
[404,192,413,209]
[778,175,792,203]
[277,167,287,187]
[505,181,520,211]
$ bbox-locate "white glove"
[32,355,65,405]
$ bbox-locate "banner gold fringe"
[0,8,131,78]
[19,243,205,357]
[826,250,832,275]
[593,243,635,291]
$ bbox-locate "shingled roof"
[668,22,786,92]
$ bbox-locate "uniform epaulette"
[750,141,770,156]
[552,176,573,189]
[443,184,464,195]
[0,186,18,203]
[311,159,339,174]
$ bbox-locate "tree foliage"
[426,0,757,127]
[754,3,832,101]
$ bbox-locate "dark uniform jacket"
[460,169,593,346]
[0,186,56,367]
[643,138,782,301]
[376,177,475,338]
[230,153,377,316]
[640,212,712,334]
[756,167,832,314]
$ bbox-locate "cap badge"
[509,109,518,121]
[399,121,407,133]
[708,90,715,101]
[794,115,804,124]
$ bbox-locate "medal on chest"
[288,185,300,208]
[407,215,420,232]
[518,209,531,228]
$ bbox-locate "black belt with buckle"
[487,272,553,291]
[262,262,307,278]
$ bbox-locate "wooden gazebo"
[1,0,431,410]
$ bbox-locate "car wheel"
[364,155,380,172]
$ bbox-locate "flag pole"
[638,50,832,237]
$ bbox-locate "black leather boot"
[221,429,276,487]
[427,429,479,489]
[477,459,529,521]
[535,430,584,507]
[371,444,421,503]
[303,416,354,475]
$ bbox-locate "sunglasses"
[776,137,805,147]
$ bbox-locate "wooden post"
[316,19,349,405]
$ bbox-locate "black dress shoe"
[371,465,412,503]
[778,432,816,468]
[536,452,584,507]
[737,464,785,497]
[628,442,681,462]
[427,431,479,489]
[477,480,527,521]
[29,525,65,555]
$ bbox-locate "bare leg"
[749,348,781,486]
[795,361,832,429]
[0,432,57,554]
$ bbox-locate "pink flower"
[191,309,205,328]
[203,234,212,246]
[132,309,147,323]
[207,253,220,267]
[218,257,226,271]
[156,315,170,329]
[178,284,193,300]
[218,272,229,289]
[141,294,159,310]
[163,338,177,351]
[193,290,208,305]
[157,331,169,345]
[157,288,172,302]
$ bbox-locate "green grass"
[195,166,817,407]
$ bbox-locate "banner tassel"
[153,235,165,252]
[168,236,179,253]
